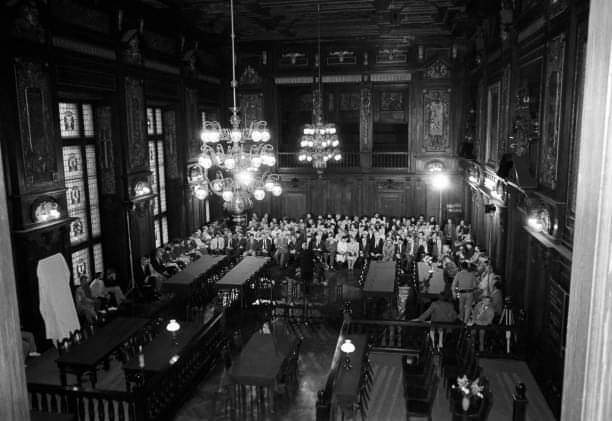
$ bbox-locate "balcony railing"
[372,152,410,168]
[277,152,361,169]
[277,152,410,169]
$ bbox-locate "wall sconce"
[451,43,458,59]
[418,45,424,61]
[133,181,152,197]
[32,198,62,224]
[341,339,356,370]
[527,207,551,233]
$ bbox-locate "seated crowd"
[69,211,503,352]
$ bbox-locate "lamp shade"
[340,339,356,354]
[166,319,181,333]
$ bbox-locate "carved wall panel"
[186,88,200,159]
[124,78,148,171]
[422,89,450,152]
[95,106,115,195]
[14,59,60,191]
[499,64,512,159]
[238,93,264,128]
[566,24,586,240]
[360,86,372,150]
[163,110,179,179]
[539,34,566,190]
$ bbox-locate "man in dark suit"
[298,242,315,295]
[259,232,274,257]
[244,232,259,256]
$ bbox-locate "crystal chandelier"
[297,1,341,171]
[192,0,282,213]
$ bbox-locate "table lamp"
[341,339,356,370]
[166,319,181,346]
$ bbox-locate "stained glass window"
[147,107,168,246]
[60,101,104,284]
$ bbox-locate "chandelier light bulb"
[194,184,209,200]
[222,190,234,202]
[334,153,342,161]
[261,129,271,142]
[306,156,313,162]
[236,170,254,186]
[198,155,213,169]
[225,157,236,170]
[332,140,339,147]
[252,156,262,168]
[264,180,275,191]
[272,184,282,196]
[253,189,265,201]
[298,154,306,161]
[267,156,276,166]
[230,128,242,143]
[212,179,223,192]
[251,130,262,142]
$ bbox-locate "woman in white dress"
[346,236,360,271]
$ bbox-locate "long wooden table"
[123,321,203,390]
[216,256,270,288]
[333,334,369,411]
[56,317,149,388]
[230,326,299,415]
[164,254,226,290]
[362,261,397,315]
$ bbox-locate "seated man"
[413,292,458,350]
[100,268,126,306]
[469,295,496,352]
[74,280,98,324]
[21,331,40,359]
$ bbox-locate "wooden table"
[333,334,369,409]
[164,254,226,290]
[217,256,270,308]
[230,327,298,415]
[362,261,397,315]
[123,322,203,390]
[56,317,149,388]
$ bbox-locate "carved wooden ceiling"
[142,0,471,44]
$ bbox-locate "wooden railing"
[27,312,227,421]
[348,319,525,358]
[371,152,409,168]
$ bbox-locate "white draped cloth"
[37,253,81,343]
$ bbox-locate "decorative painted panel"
[376,48,407,64]
[58,102,80,137]
[163,110,179,179]
[539,34,566,190]
[422,89,450,152]
[14,59,59,190]
[95,106,115,195]
[124,78,148,171]
[238,93,264,128]
[424,58,450,80]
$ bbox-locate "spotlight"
[432,173,450,190]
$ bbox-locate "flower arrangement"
[453,375,485,399]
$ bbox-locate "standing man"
[451,261,477,323]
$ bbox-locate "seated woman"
[382,236,395,262]
[346,235,359,272]
[336,235,349,268]
[413,292,458,351]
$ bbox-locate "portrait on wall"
[485,81,501,165]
